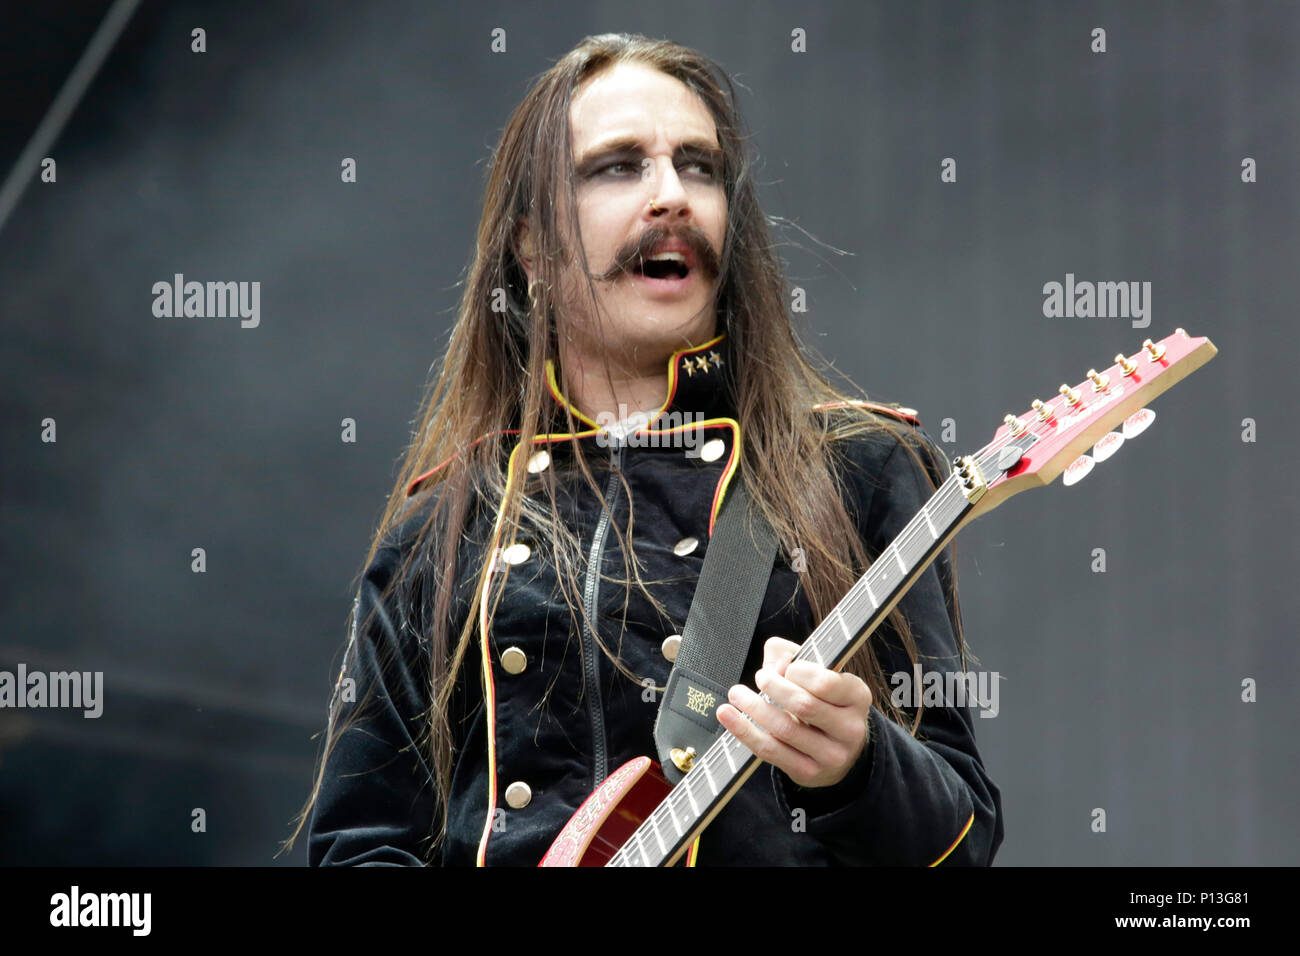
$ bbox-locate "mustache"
[592,223,721,282]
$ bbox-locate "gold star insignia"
[683,361,696,377]
[693,355,710,373]
[708,350,722,367]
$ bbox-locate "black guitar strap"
[653,474,779,785]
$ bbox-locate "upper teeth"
[647,252,686,264]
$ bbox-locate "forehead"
[570,61,718,153]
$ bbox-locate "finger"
[716,701,821,783]
[783,659,873,710]
[726,683,846,769]
[762,636,800,675]
[755,667,863,741]
[759,665,868,754]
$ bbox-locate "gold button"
[673,536,699,556]
[661,635,681,662]
[699,438,726,462]
[501,646,527,674]
[526,449,551,474]
[504,781,532,809]
[501,542,531,565]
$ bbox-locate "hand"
[716,636,873,789]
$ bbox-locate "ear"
[513,216,536,280]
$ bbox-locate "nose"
[645,157,690,217]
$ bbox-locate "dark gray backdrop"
[1,0,1295,865]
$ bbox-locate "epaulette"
[811,399,922,427]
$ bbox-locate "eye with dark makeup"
[591,159,718,180]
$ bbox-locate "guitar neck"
[606,431,1036,866]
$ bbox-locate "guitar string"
[609,471,985,865]
[612,383,1142,865]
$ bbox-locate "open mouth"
[633,254,691,282]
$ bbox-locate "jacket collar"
[542,331,737,433]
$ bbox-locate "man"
[299,33,1002,866]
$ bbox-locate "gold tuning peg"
[1003,414,1026,436]
[1030,398,1053,421]
[1175,327,1189,338]
[1059,384,1082,406]
[1115,353,1138,376]
[1086,368,1110,391]
[1142,338,1167,362]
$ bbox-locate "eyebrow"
[574,136,724,176]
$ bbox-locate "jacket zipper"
[580,438,623,789]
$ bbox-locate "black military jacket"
[308,331,1004,866]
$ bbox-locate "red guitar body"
[538,757,673,866]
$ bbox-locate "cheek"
[574,202,625,266]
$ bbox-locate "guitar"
[539,328,1218,867]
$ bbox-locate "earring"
[527,279,541,306]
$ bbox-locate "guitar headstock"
[960,328,1217,522]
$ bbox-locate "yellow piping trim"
[472,427,624,866]
[473,443,520,866]
[928,810,975,866]
[607,416,740,532]
[543,333,726,429]
[685,836,700,867]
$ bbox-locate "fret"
[660,798,685,839]
[649,812,668,856]
[653,803,674,841]
[669,794,690,835]
[893,546,907,572]
[723,737,739,772]
[683,779,701,817]
[845,589,872,629]
[694,769,714,808]
[631,827,650,866]
[699,753,719,795]
[808,635,826,665]
[865,579,878,605]
[923,504,938,539]
[655,811,680,854]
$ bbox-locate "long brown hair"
[285,32,968,860]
